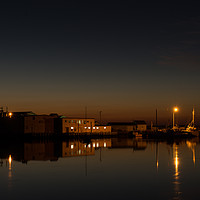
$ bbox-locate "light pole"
[173,107,179,130]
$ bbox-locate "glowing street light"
[8,112,12,118]
[173,107,179,130]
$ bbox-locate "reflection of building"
[56,117,111,135]
[62,141,95,157]
[91,139,112,148]
[108,121,147,133]
[111,138,147,150]
[23,142,60,162]
[0,140,62,164]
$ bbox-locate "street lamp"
[173,107,179,130]
[9,112,12,118]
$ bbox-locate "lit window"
[97,143,99,147]
[93,143,95,147]
[93,127,95,129]
[88,144,91,148]
[96,127,99,129]
[104,142,106,147]
[84,127,87,129]
[88,127,91,129]
[84,144,86,148]
[104,127,106,129]
[79,120,81,124]
[71,144,74,149]
[79,150,81,155]
[71,127,74,130]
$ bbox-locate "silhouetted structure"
[108,120,147,133]
[0,111,59,136]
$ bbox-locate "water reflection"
[186,141,196,166]
[0,138,200,199]
[156,142,159,172]
[8,155,12,188]
[173,144,181,200]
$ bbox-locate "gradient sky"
[1,1,200,124]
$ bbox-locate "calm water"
[0,137,200,200]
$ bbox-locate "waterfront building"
[56,117,111,135]
[0,111,58,135]
[24,115,56,134]
[108,120,147,133]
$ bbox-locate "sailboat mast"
[192,108,195,127]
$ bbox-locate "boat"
[181,108,199,136]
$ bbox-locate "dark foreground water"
[0,137,200,200]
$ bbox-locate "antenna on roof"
[85,106,87,119]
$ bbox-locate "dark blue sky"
[1,1,200,123]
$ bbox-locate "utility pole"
[85,106,87,119]
[156,109,158,132]
[99,111,102,125]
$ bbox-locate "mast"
[192,107,195,128]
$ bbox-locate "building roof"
[12,111,36,117]
[108,121,146,126]
[60,117,95,120]
[108,122,134,126]
[133,120,147,125]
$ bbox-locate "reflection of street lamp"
[173,107,179,130]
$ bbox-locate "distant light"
[104,127,106,129]
[96,127,99,129]
[84,127,87,129]
[93,143,95,147]
[9,112,12,118]
[93,127,95,129]
[8,155,12,170]
[97,143,99,147]
[174,107,179,112]
[104,142,106,147]
[88,127,91,129]
[88,144,91,148]
[71,144,74,149]
[71,127,74,129]
[9,155,12,164]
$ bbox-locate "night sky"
[1,1,200,124]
